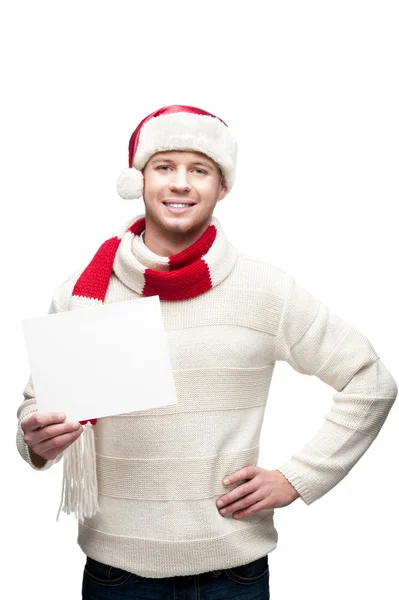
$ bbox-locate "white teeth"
[165,203,192,208]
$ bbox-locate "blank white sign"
[22,295,177,422]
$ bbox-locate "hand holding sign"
[21,412,84,466]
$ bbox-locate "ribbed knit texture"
[16,217,397,578]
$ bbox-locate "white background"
[2,1,398,598]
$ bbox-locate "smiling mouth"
[162,202,196,213]
[162,201,196,207]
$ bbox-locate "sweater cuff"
[276,465,315,505]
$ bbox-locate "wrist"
[28,447,47,468]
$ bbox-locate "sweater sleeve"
[16,271,80,471]
[274,276,398,505]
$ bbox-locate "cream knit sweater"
[16,226,397,578]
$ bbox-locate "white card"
[22,296,177,422]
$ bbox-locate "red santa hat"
[116,104,238,199]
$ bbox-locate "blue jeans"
[82,553,270,599]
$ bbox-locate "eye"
[193,168,207,174]
[157,165,172,171]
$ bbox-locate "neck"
[143,216,213,257]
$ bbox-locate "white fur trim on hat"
[116,167,144,199]
[134,112,237,193]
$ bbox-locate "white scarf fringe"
[56,422,100,521]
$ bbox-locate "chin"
[147,203,212,237]
[160,211,198,228]
[163,218,197,235]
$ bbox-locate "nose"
[168,167,191,193]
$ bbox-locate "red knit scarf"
[72,216,220,303]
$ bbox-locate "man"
[16,104,397,599]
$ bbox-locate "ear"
[217,176,227,201]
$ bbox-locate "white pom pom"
[116,167,144,199]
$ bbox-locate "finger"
[219,491,263,516]
[222,464,258,486]
[24,421,81,447]
[232,498,270,519]
[217,480,257,509]
[42,437,83,461]
[32,425,83,456]
[21,412,67,433]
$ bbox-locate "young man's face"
[142,150,227,237]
